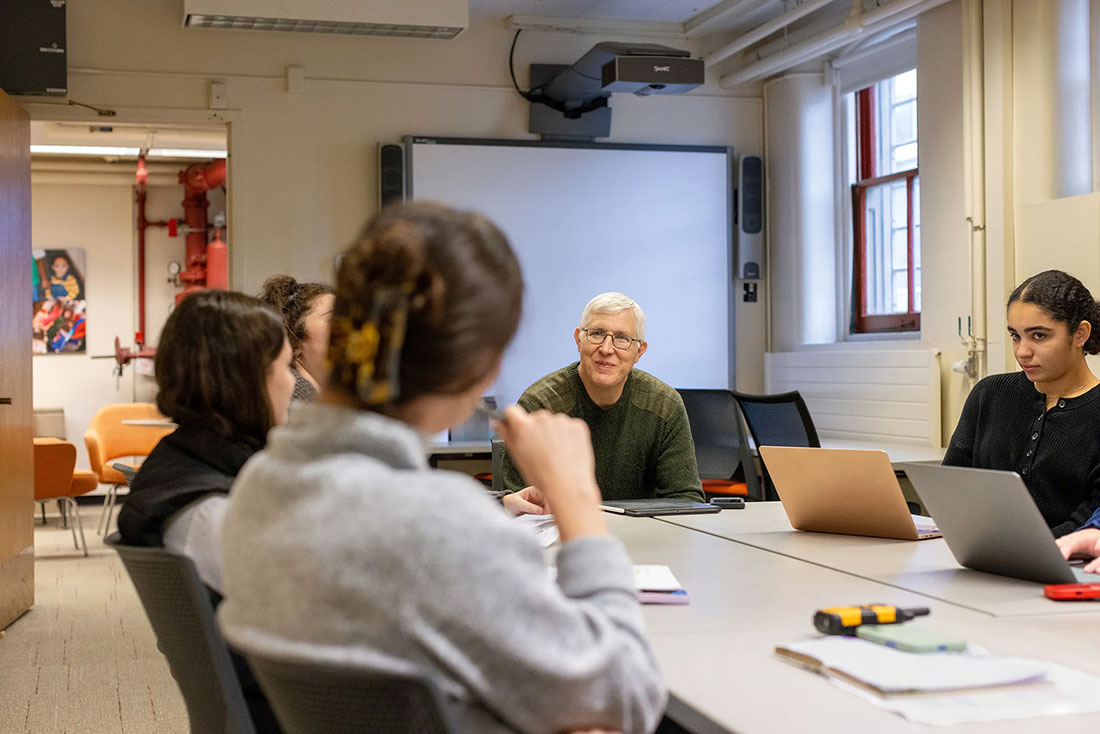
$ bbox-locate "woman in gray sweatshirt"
[218,201,666,734]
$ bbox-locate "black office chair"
[676,389,762,501]
[732,390,821,500]
[101,462,139,536]
[104,532,257,734]
[244,653,462,734]
[111,461,138,486]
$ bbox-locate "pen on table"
[598,504,625,514]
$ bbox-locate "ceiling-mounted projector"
[520,41,704,140]
[541,42,704,110]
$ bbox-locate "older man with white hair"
[499,292,704,514]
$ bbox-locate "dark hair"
[155,290,286,442]
[257,274,333,359]
[328,201,523,408]
[1008,270,1100,354]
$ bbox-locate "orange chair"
[34,438,100,556]
[701,479,749,497]
[84,403,174,536]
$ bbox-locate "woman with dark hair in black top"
[944,269,1100,538]
[117,289,294,733]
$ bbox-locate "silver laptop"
[904,463,1092,584]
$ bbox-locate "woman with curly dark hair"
[944,269,1100,538]
[258,274,333,401]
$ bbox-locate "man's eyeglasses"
[581,328,641,350]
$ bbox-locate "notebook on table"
[600,498,721,517]
[634,564,690,604]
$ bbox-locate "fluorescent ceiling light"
[187,15,463,38]
[147,148,228,159]
[30,144,140,156]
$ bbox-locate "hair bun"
[259,274,300,309]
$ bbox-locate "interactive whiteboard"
[406,137,733,406]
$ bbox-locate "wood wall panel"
[0,88,33,628]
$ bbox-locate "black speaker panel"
[378,144,405,207]
[0,0,67,96]
[741,156,763,234]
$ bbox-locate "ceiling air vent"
[183,0,467,39]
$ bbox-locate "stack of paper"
[634,564,690,605]
[512,513,559,547]
[775,636,1100,725]
[775,636,1047,696]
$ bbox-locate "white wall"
[16,0,767,393]
[917,1,972,444]
[31,180,136,471]
[1011,0,1092,206]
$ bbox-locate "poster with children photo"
[32,248,87,354]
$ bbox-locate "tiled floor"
[0,506,188,734]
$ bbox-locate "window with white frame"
[846,69,921,334]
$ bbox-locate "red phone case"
[1044,583,1100,600]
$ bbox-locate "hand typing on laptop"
[1056,528,1100,573]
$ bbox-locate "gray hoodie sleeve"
[405,497,666,734]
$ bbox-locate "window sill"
[844,331,923,343]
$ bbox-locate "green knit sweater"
[500,362,704,502]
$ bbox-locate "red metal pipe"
[134,155,171,344]
[176,158,227,304]
[136,187,147,346]
[123,156,227,367]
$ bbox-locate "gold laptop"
[758,446,940,541]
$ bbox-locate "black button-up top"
[943,370,1100,537]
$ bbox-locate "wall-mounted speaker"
[378,143,405,208]
[0,0,67,96]
[737,154,764,280]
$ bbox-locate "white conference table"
[658,504,1093,617]
[601,510,1100,734]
